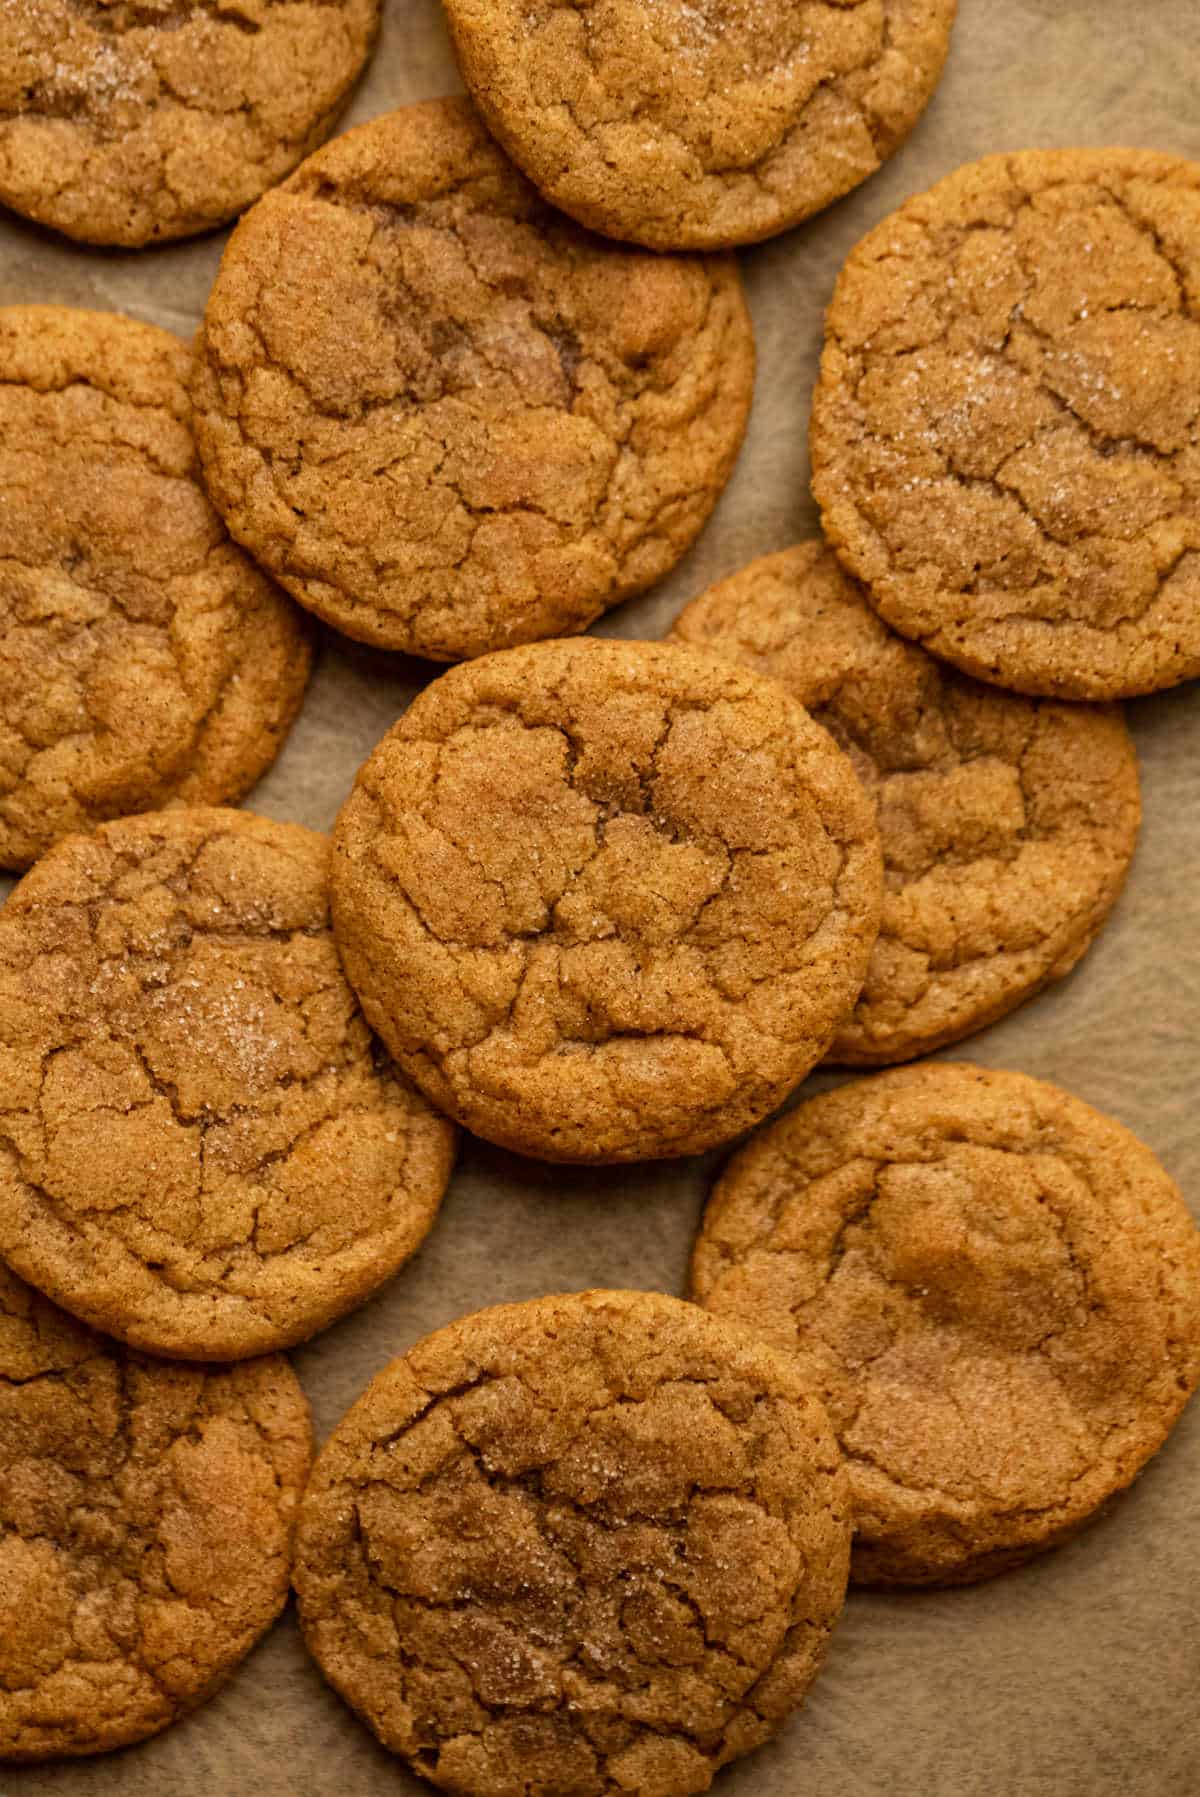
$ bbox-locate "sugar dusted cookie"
[0,0,378,245]
[692,1063,1200,1585]
[191,98,755,662]
[670,540,1140,1063]
[0,1260,311,1760]
[444,0,957,249]
[0,306,310,871]
[0,808,456,1360]
[812,148,1200,698]
[294,1289,850,1796]
[331,637,883,1162]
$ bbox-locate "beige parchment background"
[1,0,1198,1791]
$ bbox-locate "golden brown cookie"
[691,1063,1200,1586]
[0,1259,311,1761]
[811,148,1200,699]
[669,540,1141,1064]
[444,0,957,250]
[0,306,311,872]
[294,1289,850,1797]
[331,638,883,1163]
[0,807,456,1361]
[0,0,378,246]
[190,97,756,663]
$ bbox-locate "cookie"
[190,97,755,663]
[811,148,1200,699]
[0,807,456,1361]
[0,306,312,872]
[444,0,957,251]
[0,0,378,246]
[294,1289,850,1797]
[0,1259,311,1760]
[691,1063,1200,1586]
[331,637,883,1163]
[669,540,1141,1064]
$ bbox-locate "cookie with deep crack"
[669,540,1141,1064]
[0,1258,312,1760]
[811,148,1200,699]
[443,0,956,251]
[190,96,756,662]
[294,1288,850,1796]
[0,0,378,246]
[0,306,312,872]
[331,637,884,1163]
[691,1063,1200,1585]
[0,807,456,1360]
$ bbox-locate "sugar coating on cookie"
[0,1260,311,1760]
[295,1289,850,1796]
[0,808,456,1360]
[0,306,311,871]
[692,1063,1200,1585]
[0,0,378,245]
[812,148,1200,699]
[670,540,1141,1064]
[191,97,755,663]
[331,638,883,1163]
[444,0,956,250]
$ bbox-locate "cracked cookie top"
[691,1062,1200,1586]
[294,1289,850,1797]
[0,1259,311,1760]
[0,306,311,871]
[443,0,956,250]
[669,540,1141,1065]
[190,97,756,663]
[0,0,378,245]
[0,806,456,1360]
[330,637,883,1163]
[811,148,1200,698]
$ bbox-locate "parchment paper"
[2,1,1198,1791]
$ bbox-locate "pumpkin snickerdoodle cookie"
[670,540,1140,1064]
[692,1063,1200,1586]
[444,0,957,250]
[0,0,378,245]
[0,808,456,1361]
[0,1260,311,1760]
[191,97,755,663]
[812,148,1200,698]
[331,637,883,1163]
[0,306,311,872]
[294,1289,850,1797]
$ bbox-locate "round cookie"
[0,306,312,872]
[670,540,1141,1065]
[0,0,378,246]
[444,0,957,251]
[811,148,1200,699]
[331,637,883,1163]
[294,1289,850,1796]
[0,807,456,1361]
[0,1259,311,1760]
[691,1063,1200,1586]
[190,96,756,663]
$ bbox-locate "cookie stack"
[1,1,1198,1791]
